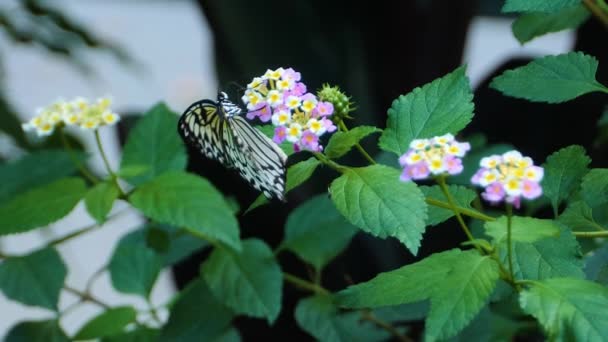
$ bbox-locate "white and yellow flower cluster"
[22,97,120,137]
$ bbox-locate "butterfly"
[178,91,287,200]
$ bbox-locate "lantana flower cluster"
[22,97,120,137]
[241,67,336,152]
[471,150,543,208]
[399,134,471,181]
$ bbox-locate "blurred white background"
[0,0,575,338]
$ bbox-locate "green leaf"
[246,157,321,213]
[420,185,478,226]
[330,165,427,255]
[581,168,608,208]
[0,150,86,205]
[257,124,295,155]
[108,229,163,298]
[558,201,602,231]
[212,328,241,342]
[101,327,159,342]
[379,66,474,155]
[201,239,282,323]
[484,216,561,244]
[5,320,69,342]
[512,5,590,44]
[0,177,87,236]
[295,295,388,342]
[585,244,608,286]
[0,247,67,310]
[337,249,500,341]
[373,301,429,323]
[503,0,580,13]
[542,145,590,214]
[425,253,500,341]
[490,52,607,103]
[84,182,120,224]
[74,306,137,340]
[506,228,584,280]
[449,307,526,342]
[281,194,357,270]
[519,278,608,341]
[325,126,381,159]
[120,103,187,186]
[160,277,234,342]
[129,171,241,251]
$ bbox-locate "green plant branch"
[338,120,376,164]
[583,0,608,26]
[94,129,126,197]
[283,272,330,296]
[85,265,107,294]
[146,298,162,325]
[506,204,516,283]
[64,285,110,309]
[313,152,348,173]
[573,231,608,238]
[360,310,412,342]
[425,198,496,221]
[60,129,99,184]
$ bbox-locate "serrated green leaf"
[5,320,69,342]
[330,165,427,255]
[84,182,120,224]
[0,150,86,205]
[558,201,603,231]
[585,244,608,286]
[120,103,187,186]
[512,5,590,44]
[336,249,463,308]
[542,145,590,214]
[295,295,388,342]
[160,277,233,341]
[450,144,514,185]
[581,168,608,208]
[373,301,430,323]
[519,278,608,341]
[129,171,241,251]
[108,230,163,298]
[201,239,282,323]
[0,177,87,235]
[257,124,295,155]
[484,216,561,244]
[505,227,584,280]
[246,157,320,213]
[325,126,381,159]
[0,247,66,310]
[490,52,607,103]
[281,194,357,270]
[101,327,159,342]
[74,306,137,340]
[503,0,580,13]
[420,185,478,226]
[425,253,500,341]
[448,307,525,342]
[379,66,474,156]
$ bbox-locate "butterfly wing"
[225,115,287,200]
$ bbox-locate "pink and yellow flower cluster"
[471,150,543,208]
[22,97,120,137]
[399,134,470,181]
[241,67,336,152]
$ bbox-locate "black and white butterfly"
[178,92,287,200]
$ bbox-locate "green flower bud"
[317,84,355,121]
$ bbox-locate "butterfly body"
[178,92,287,200]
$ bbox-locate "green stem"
[506,204,515,283]
[313,152,348,173]
[85,265,107,294]
[583,0,608,26]
[361,310,412,342]
[283,272,330,295]
[94,129,125,197]
[60,129,99,183]
[425,198,496,222]
[64,286,110,309]
[48,222,99,247]
[436,176,481,252]
[599,0,608,12]
[338,121,376,165]
[573,231,608,238]
[147,298,162,324]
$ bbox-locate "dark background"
[169,1,608,340]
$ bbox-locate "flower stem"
[338,121,376,165]
[436,176,481,252]
[60,129,98,184]
[64,285,110,309]
[574,231,608,238]
[361,310,412,342]
[94,129,125,197]
[506,203,515,282]
[313,152,348,173]
[583,0,608,26]
[425,198,496,222]
[283,272,330,295]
